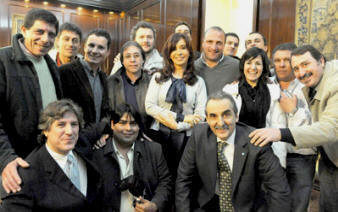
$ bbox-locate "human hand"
[114,53,121,64]
[157,113,178,130]
[134,196,158,212]
[94,134,109,149]
[183,114,202,127]
[279,92,297,113]
[1,158,29,193]
[249,128,281,147]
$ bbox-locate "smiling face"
[122,45,144,75]
[224,35,239,56]
[44,112,79,155]
[56,30,81,58]
[243,55,263,87]
[273,50,294,82]
[84,34,110,69]
[112,113,140,147]
[134,27,155,54]
[21,20,57,57]
[291,52,324,88]
[202,29,225,63]
[245,33,267,51]
[206,98,237,141]
[170,38,190,69]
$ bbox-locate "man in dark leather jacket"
[93,103,172,212]
[0,8,62,194]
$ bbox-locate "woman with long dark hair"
[145,33,207,178]
[223,47,287,167]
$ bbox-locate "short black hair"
[120,41,145,64]
[23,8,59,34]
[248,32,267,45]
[110,104,142,130]
[130,21,156,41]
[239,47,271,83]
[206,91,238,116]
[174,21,192,34]
[225,32,239,43]
[85,29,111,49]
[58,22,82,41]
[272,42,297,59]
[291,44,325,63]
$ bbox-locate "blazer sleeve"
[175,135,197,212]
[256,146,291,212]
[0,61,18,172]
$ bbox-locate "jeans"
[286,153,316,212]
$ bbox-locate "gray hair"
[206,91,238,115]
[38,100,84,141]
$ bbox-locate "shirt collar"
[112,138,135,156]
[201,53,224,67]
[121,68,142,85]
[80,58,101,76]
[216,128,236,145]
[45,143,75,161]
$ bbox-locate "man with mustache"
[250,45,338,212]
[59,29,111,125]
[49,22,83,66]
[271,43,316,212]
[176,91,290,211]
[110,21,163,76]
[0,8,62,194]
[194,26,239,95]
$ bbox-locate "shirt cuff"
[280,128,296,145]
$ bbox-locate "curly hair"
[156,33,197,85]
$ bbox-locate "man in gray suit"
[176,91,290,212]
[250,45,338,212]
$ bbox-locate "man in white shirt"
[0,100,102,211]
[176,91,290,212]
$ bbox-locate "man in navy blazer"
[0,100,102,212]
[175,91,290,212]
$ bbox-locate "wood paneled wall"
[254,0,296,57]
[0,0,202,74]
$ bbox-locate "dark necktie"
[217,141,233,212]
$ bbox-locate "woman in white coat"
[223,47,287,168]
[145,33,207,178]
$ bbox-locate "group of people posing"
[0,8,337,212]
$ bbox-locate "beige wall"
[205,0,254,57]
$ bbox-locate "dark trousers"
[286,153,316,212]
[318,150,338,212]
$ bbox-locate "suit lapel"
[232,125,248,195]
[40,146,86,199]
[205,129,217,192]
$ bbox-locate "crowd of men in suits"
[0,8,337,212]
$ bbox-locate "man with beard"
[59,29,110,125]
[92,104,172,212]
[49,22,82,66]
[176,91,290,211]
[0,8,62,194]
[250,45,338,212]
[194,26,239,94]
[110,21,163,76]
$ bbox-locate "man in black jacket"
[59,29,110,125]
[93,103,172,212]
[0,8,62,194]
